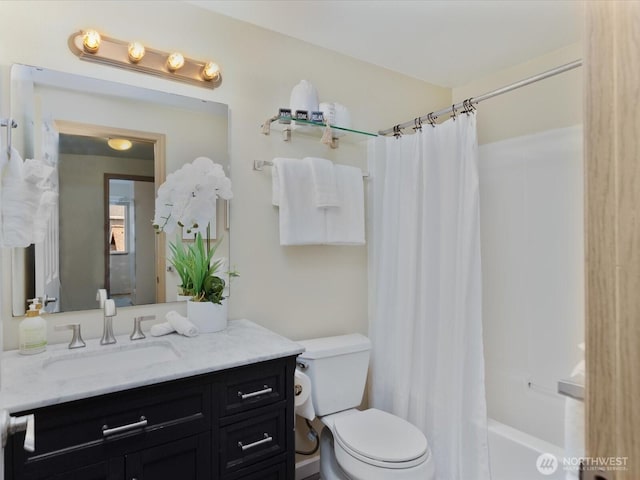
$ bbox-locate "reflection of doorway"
[104,175,154,307]
[50,120,166,312]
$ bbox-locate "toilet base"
[319,427,346,480]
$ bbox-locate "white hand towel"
[273,158,327,245]
[304,157,340,208]
[1,147,30,247]
[166,311,199,337]
[150,322,176,337]
[271,157,298,207]
[326,165,365,245]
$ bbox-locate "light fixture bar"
[69,31,221,89]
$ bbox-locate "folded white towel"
[304,157,340,208]
[150,322,176,337]
[167,311,199,337]
[271,157,297,207]
[326,165,365,245]
[273,158,327,245]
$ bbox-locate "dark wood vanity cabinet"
[5,356,296,480]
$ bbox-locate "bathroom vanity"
[1,320,304,480]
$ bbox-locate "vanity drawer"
[219,407,287,474]
[219,360,286,416]
[224,455,287,480]
[13,376,211,474]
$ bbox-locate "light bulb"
[166,52,185,71]
[201,62,220,81]
[82,30,101,53]
[127,42,145,63]
[107,138,133,151]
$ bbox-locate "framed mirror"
[8,64,229,315]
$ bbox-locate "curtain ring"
[393,125,402,139]
[427,112,436,127]
[413,117,422,132]
[451,104,457,121]
[464,98,471,116]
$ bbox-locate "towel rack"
[1,118,18,158]
[254,159,369,178]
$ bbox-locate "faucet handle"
[130,315,156,341]
[54,323,86,349]
[104,299,116,317]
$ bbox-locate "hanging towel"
[326,165,365,245]
[304,157,340,208]
[272,157,326,245]
[1,147,30,247]
[271,157,297,206]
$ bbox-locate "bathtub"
[488,418,565,480]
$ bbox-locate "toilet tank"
[297,334,371,417]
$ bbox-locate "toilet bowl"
[296,334,435,480]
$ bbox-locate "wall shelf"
[260,114,377,149]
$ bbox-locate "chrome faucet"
[54,323,86,349]
[100,299,117,345]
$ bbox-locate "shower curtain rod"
[378,59,583,136]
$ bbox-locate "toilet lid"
[333,409,428,464]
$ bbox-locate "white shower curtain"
[368,114,490,480]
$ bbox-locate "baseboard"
[295,455,320,480]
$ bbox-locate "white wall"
[0,1,449,348]
[454,44,584,447]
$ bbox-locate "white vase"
[187,299,228,333]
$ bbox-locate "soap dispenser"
[19,299,47,355]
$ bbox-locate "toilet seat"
[333,409,429,469]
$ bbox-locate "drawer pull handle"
[238,433,273,451]
[102,416,147,437]
[238,385,272,400]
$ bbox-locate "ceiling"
[187,0,583,87]
[59,134,155,161]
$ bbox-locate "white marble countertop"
[0,319,304,413]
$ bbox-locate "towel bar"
[558,378,584,401]
[254,159,369,178]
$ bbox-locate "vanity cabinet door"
[124,433,210,480]
[31,458,124,480]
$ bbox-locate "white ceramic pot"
[176,294,192,302]
[187,299,228,333]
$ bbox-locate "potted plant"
[153,157,236,332]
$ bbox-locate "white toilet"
[297,334,435,480]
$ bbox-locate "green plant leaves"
[168,232,228,304]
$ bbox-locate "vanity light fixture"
[166,52,185,71]
[107,138,133,151]
[69,30,222,89]
[82,30,101,53]
[127,41,146,63]
[202,62,221,81]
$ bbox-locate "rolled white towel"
[150,322,175,337]
[167,311,199,337]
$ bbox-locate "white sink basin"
[43,341,181,380]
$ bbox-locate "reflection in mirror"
[106,176,155,309]
[9,64,229,316]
